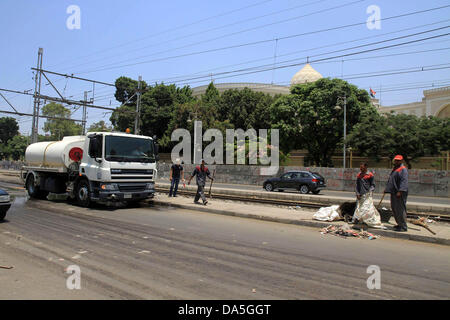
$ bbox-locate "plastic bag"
[313,205,341,221]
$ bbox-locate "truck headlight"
[146,182,155,190]
[0,195,10,202]
[100,183,119,191]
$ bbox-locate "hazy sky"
[1,0,449,134]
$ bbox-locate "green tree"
[418,116,450,155]
[347,113,450,168]
[217,88,276,130]
[201,82,220,106]
[6,135,28,160]
[114,76,148,104]
[41,103,82,139]
[0,117,19,144]
[270,78,375,166]
[110,78,195,143]
[88,120,113,132]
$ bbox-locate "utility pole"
[335,95,347,169]
[31,48,43,143]
[343,95,347,170]
[82,91,88,135]
[135,76,142,135]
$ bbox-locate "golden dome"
[291,63,323,86]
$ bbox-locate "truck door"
[81,134,103,181]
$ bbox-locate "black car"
[263,171,326,194]
[0,189,11,221]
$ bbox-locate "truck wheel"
[26,175,49,200]
[76,180,92,208]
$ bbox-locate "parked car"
[263,171,326,194]
[0,189,11,221]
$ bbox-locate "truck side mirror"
[89,135,103,159]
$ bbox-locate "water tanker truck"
[22,132,158,207]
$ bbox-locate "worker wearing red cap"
[384,155,409,232]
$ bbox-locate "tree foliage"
[88,120,113,132]
[347,113,450,168]
[0,117,19,144]
[270,78,375,166]
[110,78,195,143]
[41,103,82,139]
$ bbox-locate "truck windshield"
[105,136,156,163]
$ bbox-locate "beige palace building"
[193,63,450,119]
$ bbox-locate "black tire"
[264,183,274,192]
[0,210,6,221]
[312,190,320,195]
[76,180,92,208]
[26,175,49,200]
[299,184,310,194]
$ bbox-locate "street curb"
[153,200,450,246]
[155,182,449,215]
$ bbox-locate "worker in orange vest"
[384,155,409,232]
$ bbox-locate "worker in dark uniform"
[352,163,384,228]
[384,155,409,232]
[169,158,184,197]
[187,159,213,205]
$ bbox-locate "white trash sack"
[313,205,341,222]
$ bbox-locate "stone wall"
[1,161,447,197]
[156,163,449,197]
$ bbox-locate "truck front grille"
[111,176,153,180]
[118,184,147,192]
[110,169,153,175]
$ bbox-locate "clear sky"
[1,0,449,135]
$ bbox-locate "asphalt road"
[0,195,449,300]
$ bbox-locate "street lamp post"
[187,111,199,164]
[335,95,347,169]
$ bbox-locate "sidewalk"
[153,192,450,246]
[156,180,450,215]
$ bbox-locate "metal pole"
[446,151,450,171]
[35,48,43,143]
[135,76,142,135]
[31,48,43,143]
[343,95,347,170]
[82,91,87,135]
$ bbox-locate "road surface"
[0,194,449,300]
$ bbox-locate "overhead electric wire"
[47,0,275,69]
[172,31,450,85]
[75,4,450,75]
[60,0,331,71]
[143,19,450,84]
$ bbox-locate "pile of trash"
[320,223,379,240]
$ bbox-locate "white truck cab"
[22,132,158,207]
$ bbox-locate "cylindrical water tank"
[25,136,86,168]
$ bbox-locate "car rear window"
[312,173,324,180]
